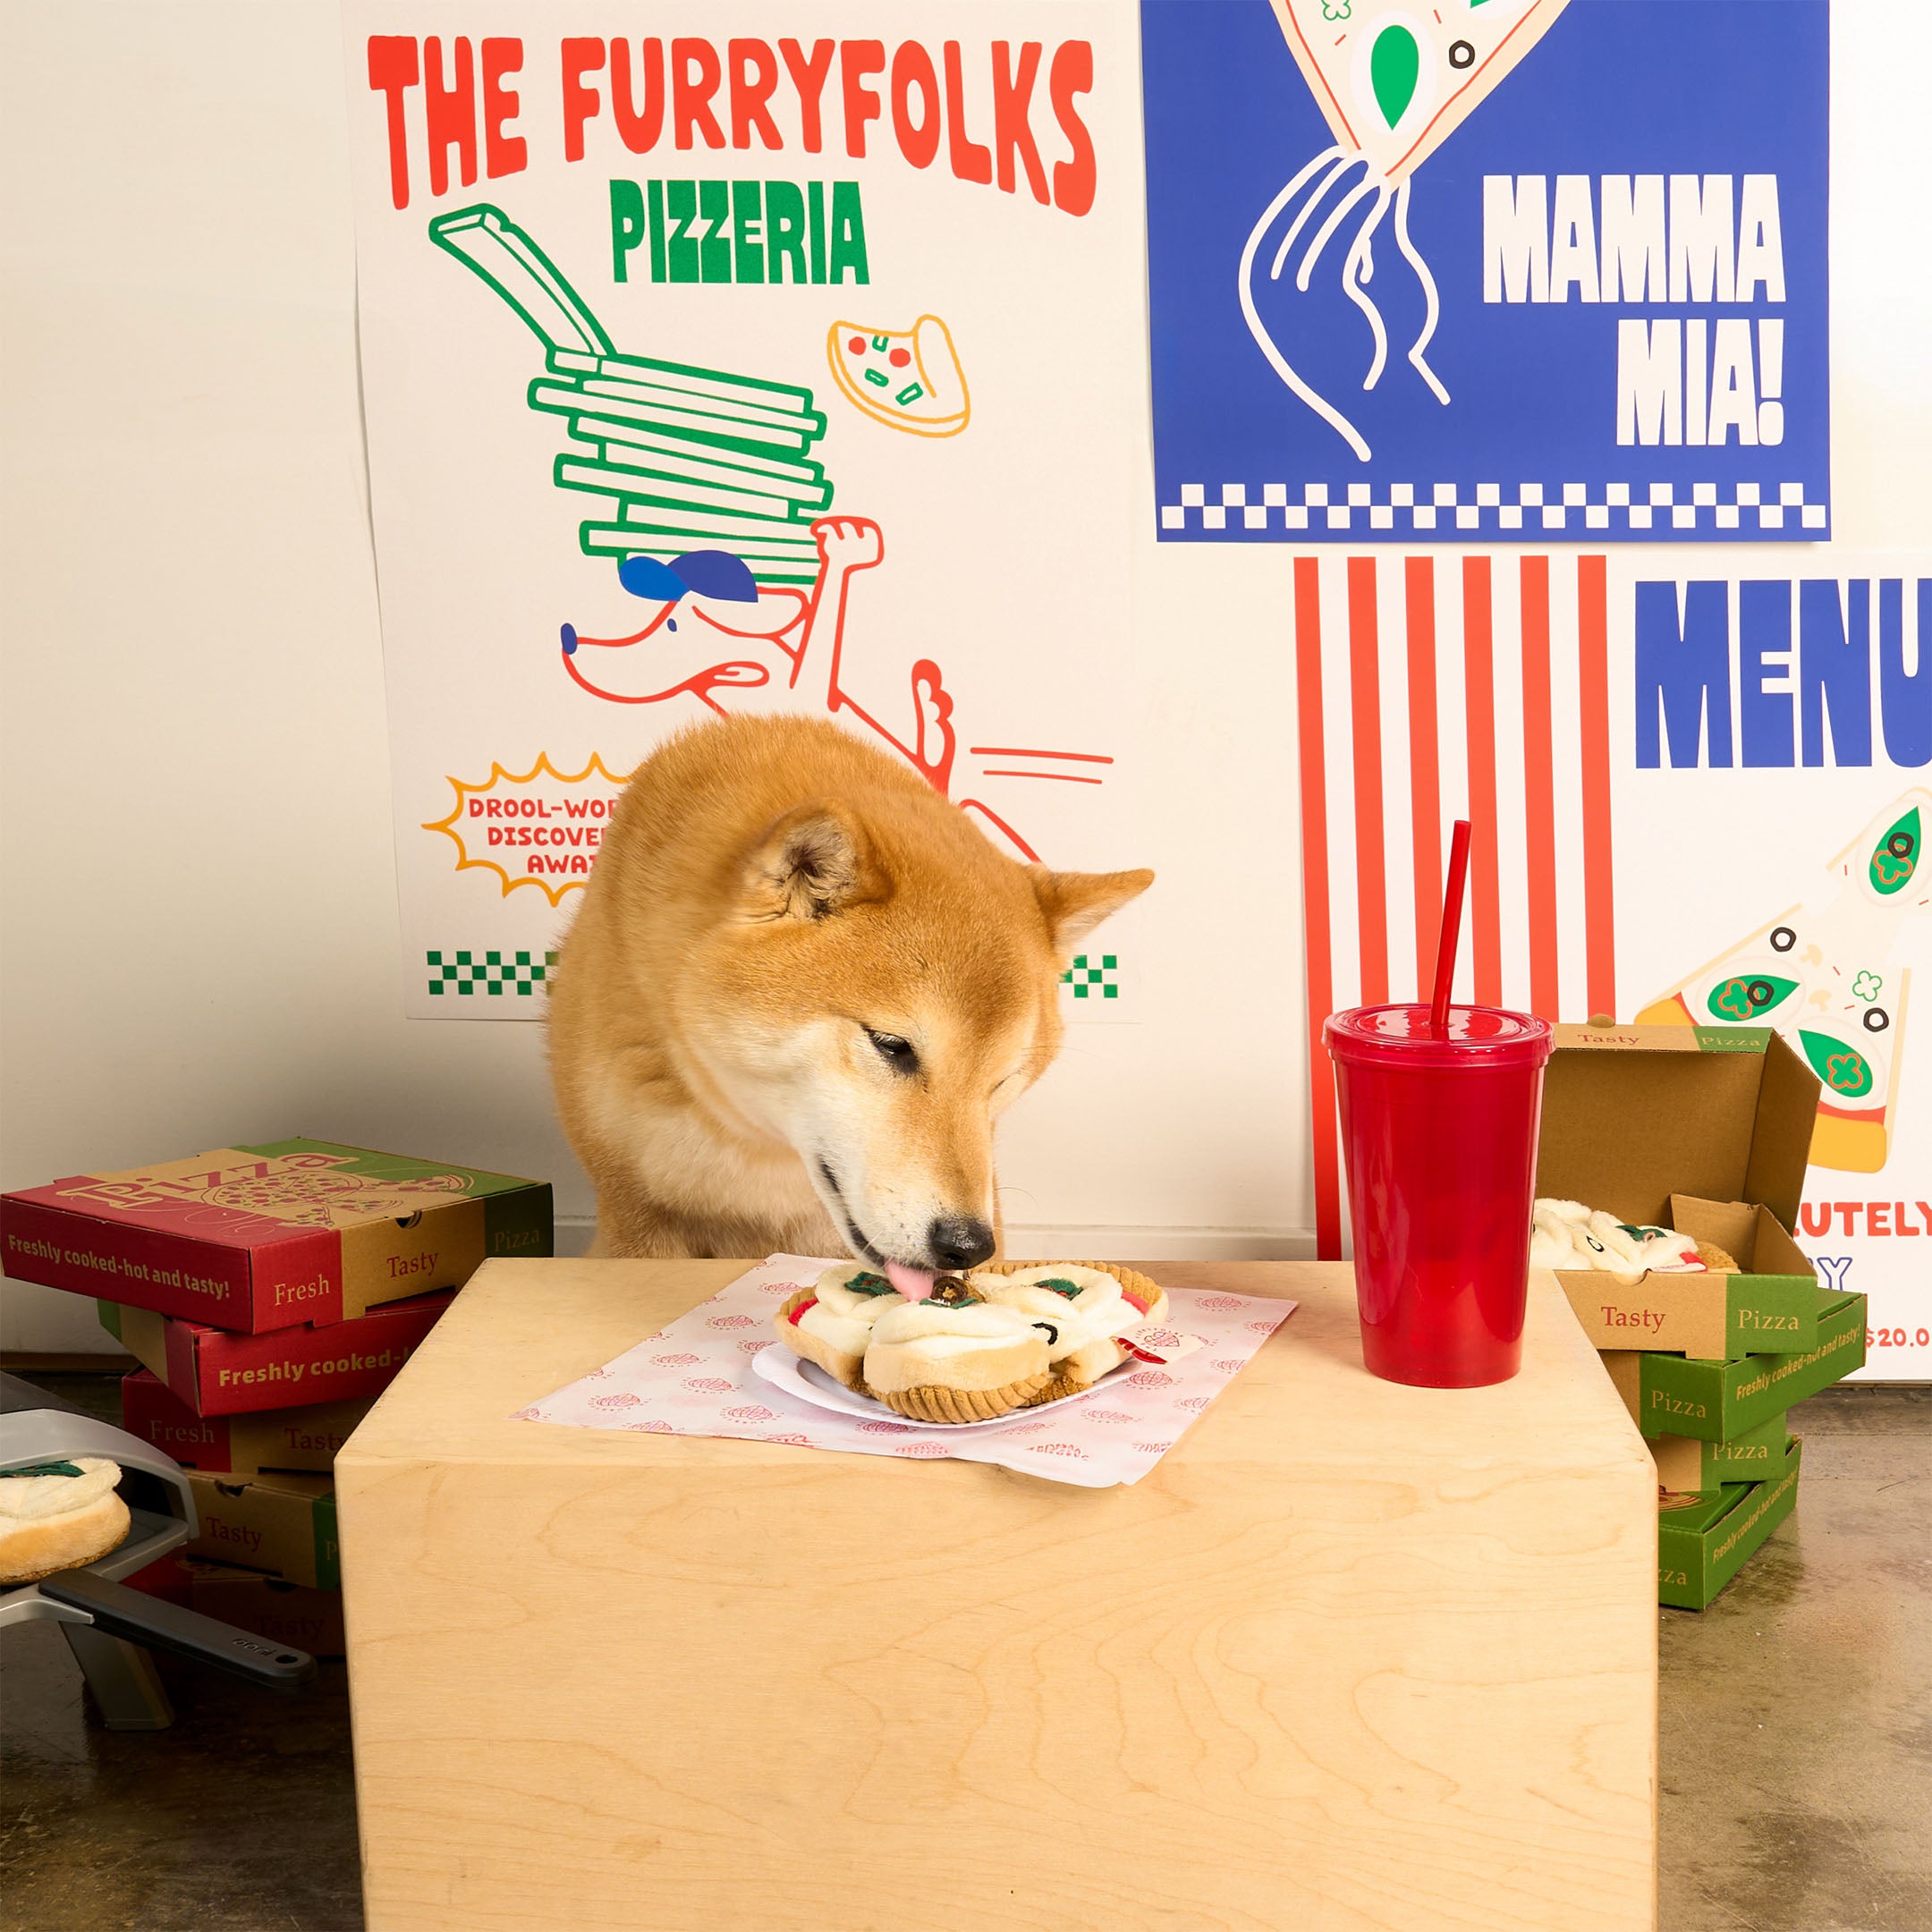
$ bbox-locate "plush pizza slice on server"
[1638,791,1932,1173]
[1267,0,1571,182]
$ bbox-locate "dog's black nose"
[928,1216,996,1271]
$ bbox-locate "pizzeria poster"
[341,3,1147,1018]
[1140,0,1831,546]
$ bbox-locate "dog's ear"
[1030,866,1154,956]
[740,801,882,922]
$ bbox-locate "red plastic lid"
[1323,1003,1553,1069]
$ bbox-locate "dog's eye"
[865,1028,919,1073]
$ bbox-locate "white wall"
[4,2,1928,1352]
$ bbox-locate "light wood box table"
[338,1260,1657,1932]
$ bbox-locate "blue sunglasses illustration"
[616,550,761,623]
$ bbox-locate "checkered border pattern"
[1159,479,1827,535]
[427,950,559,996]
[1061,953,1118,1000]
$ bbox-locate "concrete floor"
[3,1377,1927,1932]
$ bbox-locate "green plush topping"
[8,1461,85,1479]
[1036,1277,1084,1299]
[846,1271,896,1296]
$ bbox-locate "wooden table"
[338,1260,1657,1932]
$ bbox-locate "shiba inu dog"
[549,715,1151,1271]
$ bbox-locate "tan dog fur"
[549,716,1151,1266]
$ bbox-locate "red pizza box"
[1,1137,550,1333]
[98,1290,453,1417]
[119,1368,372,1474]
[123,1555,345,1658]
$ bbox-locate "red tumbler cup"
[1323,1004,1554,1387]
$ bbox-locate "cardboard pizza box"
[1647,1411,1788,1498]
[100,1290,453,1418]
[1657,1436,1803,1610]
[119,1368,371,1474]
[123,1553,345,1657]
[1555,1193,1820,1360]
[1537,1022,1819,1227]
[183,1469,339,1589]
[1,1137,552,1333]
[1601,1291,1867,1442]
[1537,1025,1822,1355]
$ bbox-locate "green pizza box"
[1603,1291,1867,1442]
[1555,1194,1818,1360]
[1648,1411,1789,1498]
[1657,1436,1802,1609]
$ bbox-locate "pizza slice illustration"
[1638,791,1932,1173]
[826,315,970,438]
[1241,0,1571,460]
[1268,0,1572,185]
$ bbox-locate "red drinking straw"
[1429,819,1473,1035]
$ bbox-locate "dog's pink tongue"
[885,1261,936,1302]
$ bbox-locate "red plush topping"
[785,1293,818,1325]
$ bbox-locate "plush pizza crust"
[774,1268,900,1391]
[864,1300,1048,1394]
[0,1459,131,1585]
[973,1260,1171,1396]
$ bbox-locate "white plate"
[750,1342,1118,1430]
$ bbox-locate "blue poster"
[1142,0,1830,542]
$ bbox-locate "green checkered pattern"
[1060,953,1118,1000]
[427,950,559,997]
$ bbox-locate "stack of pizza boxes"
[1535,1025,1867,1609]
[0,1139,551,1651]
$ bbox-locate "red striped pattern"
[1295,555,1618,1259]
[1294,558,1343,1258]
[1348,558,1389,1004]
[1404,557,1442,998]
[1577,556,1617,1021]
[1462,557,1503,1007]
[1519,557,1560,1019]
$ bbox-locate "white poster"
[342,4,1146,1017]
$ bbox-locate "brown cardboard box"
[120,1368,369,1473]
[1600,1289,1868,1440]
[123,1554,345,1657]
[1648,1412,1788,1497]
[1556,1194,1820,1360]
[185,1470,338,1587]
[1537,1027,1822,1357]
[1657,1436,1804,1609]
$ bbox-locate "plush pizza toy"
[774,1259,1174,1422]
[1530,1199,1736,1281]
[1,1457,130,1585]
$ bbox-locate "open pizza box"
[1534,1024,1823,1360]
